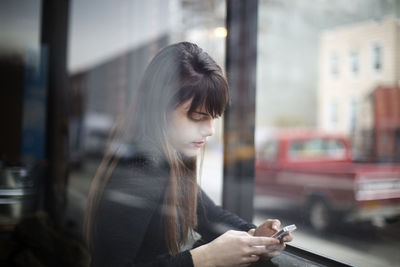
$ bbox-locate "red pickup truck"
[254,131,400,231]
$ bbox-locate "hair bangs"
[186,74,230,118]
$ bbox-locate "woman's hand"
[254,219,280,237]
[249,219,293,258]
[190,230,280,267]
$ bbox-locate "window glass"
[0,0,43,229]
[372,43,383,73]
[255,1,400,266]
[4,1,400,266]
[349,50,359,77]
[330,52,339,79]
[259,141,278,162]
[329,100,338,129]
[288,138,346,161]
[349,98,358,132]
[66,0,227,240]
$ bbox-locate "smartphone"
[272,224,296,240]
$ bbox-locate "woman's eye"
[190,113,209,121]
[190,116,203,121]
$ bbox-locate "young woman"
[84,42,292,267]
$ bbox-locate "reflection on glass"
[66,0,227,242]
[349,50,359,77]
[255,1,400,266]
[372,43,383,73]
[288,138,346,160]
[330,52,339,79]
[0,0,43,228]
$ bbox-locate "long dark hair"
[84,42,230,254]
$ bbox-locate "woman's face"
[167,100,215,157]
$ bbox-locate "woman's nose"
[201,119,215,137]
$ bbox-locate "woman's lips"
[192,141,205,148]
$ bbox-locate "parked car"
[255,130,400,231]
[82,113,113,158]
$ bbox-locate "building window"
[349,98,357,131]
[349,51,359,77]
[330,52,339,79]
[372,43,383,73]
[330,100,338,129]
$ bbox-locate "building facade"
[318,16,400,135]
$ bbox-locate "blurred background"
[1,0,400,266]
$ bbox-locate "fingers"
[229,230,288,260]
[242,254,260,263]
[246,244,284,261]
[250,242,285,253]
[259,243,286,259]
[254,219,281,237]
[204,229,289,266]
[263,250,281,258]
[270,242,286,251]
[248,228,255,236]
[248,236,280,247]
[269,219,281,231]
[281,233,293,243]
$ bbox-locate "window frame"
[371,42,383,74]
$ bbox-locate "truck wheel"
[308,199,331,232]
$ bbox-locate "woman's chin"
[180,147,201,158]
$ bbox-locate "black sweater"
[91,154,255,267]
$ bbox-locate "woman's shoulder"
[129,139,168,168]
[105,145,169,193]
